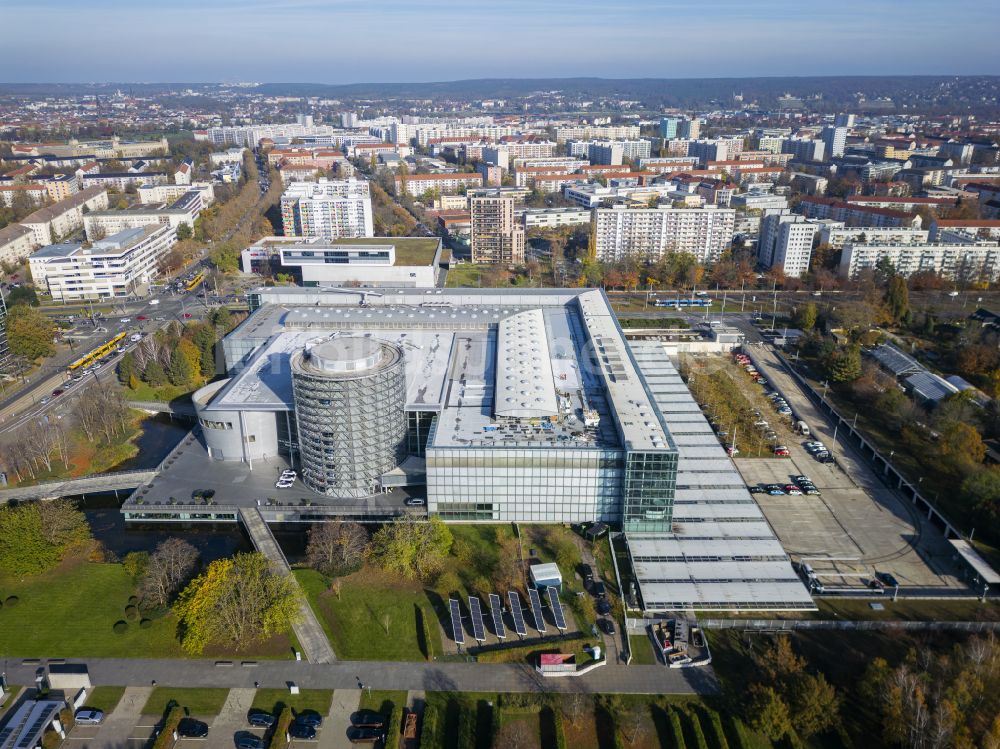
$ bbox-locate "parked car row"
[805,441,835,464]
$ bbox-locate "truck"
[795,420,810,437]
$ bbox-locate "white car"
[75,709,104,725]
[275,478,295,489]
[280,469,297,479]
[120,317,131,323]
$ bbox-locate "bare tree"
[622,705,649,746]
[305,522,368,576]
[48,422,71,468]
[140,538,199,608]
[22,420,56,473]
[37,499,89,547]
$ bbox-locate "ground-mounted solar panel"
[547,585,567,630]
[508,591,527,637]
[489,593,506,639]
[528,587,546,634]
[468,595,486,642]
[449,598,465,645]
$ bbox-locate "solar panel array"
[547,586,567,630]
[468,596,486,642]
[528,587,546,633]
[449,598,465,645]
[508,591,527,636]
[489,593,506,639]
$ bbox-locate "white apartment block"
[210,148,246,166]
[816,222,930,249]
[471,196,525,264]
[521,207,592,229]
[554,125,641,143]
[511,157,587,171]
[638,156,699,173]
[0,224,35,265]
[394,172,483,198]
[593,206,736,263]
[821,126,848,159]
[84,191,204,239]
[82,172,169,191]
[839,242,1000,282]
[0,184,48,208]
[19,186,109,246]
[30,224,177,301]
[280,179,374,239]
[782,137,826,162]
[758,213,818,278]
[138,182,215,206]
[576,140,652,165]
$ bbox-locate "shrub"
[125,605,139,621]
[420,704,438,747]
[140,618,153,629]
[152,706,183,749]
[128,595,139,605]
[5,595,19,607]
[113,620,128,634]
[270,707,293,749]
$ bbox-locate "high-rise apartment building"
[758,212,818,278]
[592,206,736,263]
[834,113,856,128]
[470,196,525,264]
[280,179,374,239]
[821,126,848,159]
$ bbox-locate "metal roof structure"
[488,593,506,639]
[508,591,527,636]
[468,596,486,642]
[0,699,64,749]
[527,587,547,633]
[626,341,815,612]
[905,371,959,403]
[448,598,464,645]
[950,539,1000,585]
[494,309,558,418]
[871,343,923,376]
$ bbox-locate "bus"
[185,271,205,292]
[67,332,127,372]
[653,298,713,308]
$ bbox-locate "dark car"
[235,733,264,749]
[288,723,317,740]
[350,710,386,728]
[177,718,209,738]
[599,617,616,635]
[591,580,606,598]
[579,563,594,581]
[247,711,275,728]
[596,598,611,615]
[877,572,900,588]
[51,388,64,397]
[295,711,323,728]
[346,726,385,744]
[748,486,765,494]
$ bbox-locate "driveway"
[64,686,153,749]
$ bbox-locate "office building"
[839,241,1000,281]
[280,179,374,239]
[240,236,441,287]
[758,213,818,278]
[821,126,848,159]
[593,206,736,263]
[29,224,177,301]
[471,196,525,264]
[179,286,812,612]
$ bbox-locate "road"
[5,656,717,696]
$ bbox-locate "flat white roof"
[494,309,558,418]
[950,539,1000,584]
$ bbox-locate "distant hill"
[2,76,999,114]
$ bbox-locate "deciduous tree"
[305,522,368,577]
[140,537,199,609]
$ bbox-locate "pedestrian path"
[239,507,336,664]
[319,689,360,749]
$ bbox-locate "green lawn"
[143,688,230,717]
[295,568,441,661]
[444,263,483,288]
[628,635,659,665]
[84,686,126,714]
[126,381,195,403]
[250,689,333,716]
[358,689,407,713]
[0,561,184,658]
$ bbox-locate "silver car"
[75,709,105,725]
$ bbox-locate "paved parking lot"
[733,345,967,592]
[65,686,153,749]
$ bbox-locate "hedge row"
[386,702,403,747]
[668,706,688,749]
[419,704,438,747]
[698,706,731,749]
[684,708,710,749]
[268,707,293,749]
[152,706,184,749]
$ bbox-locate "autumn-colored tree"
[174,552,299,654]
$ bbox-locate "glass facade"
[622,450,678,532]
[427,425,623,523]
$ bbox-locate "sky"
[2,0,999,83]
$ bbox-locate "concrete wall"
[193,380,281,462]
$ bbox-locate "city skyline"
[3,0,999,83]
